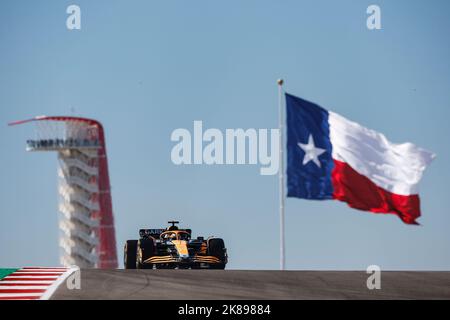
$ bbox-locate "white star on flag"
[298,134,326,168]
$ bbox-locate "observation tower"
[9,116,118,269]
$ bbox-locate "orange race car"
[124,221,228,269]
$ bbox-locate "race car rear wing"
[139,228,192,239]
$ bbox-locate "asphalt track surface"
[51,270,450,299]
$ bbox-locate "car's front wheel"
[207,238,226,270]
[137,238,154,269]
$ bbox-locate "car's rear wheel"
[137,238,154,269]
[207,238,226,270]
[124,240,138,269]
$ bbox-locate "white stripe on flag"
[328,111,435,195]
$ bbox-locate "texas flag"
[286,93,435,225]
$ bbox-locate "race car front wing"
[144,254,223,265]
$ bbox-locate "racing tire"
[124,240,138,269]
[137,238,155,269]
[207,238,226,270]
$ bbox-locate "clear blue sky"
[1,0,449,270]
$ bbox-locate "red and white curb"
[0,266,79,300]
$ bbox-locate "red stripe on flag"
[332,159,421,225]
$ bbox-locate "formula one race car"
[124,221,228,269]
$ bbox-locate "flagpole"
[277,78,285,270]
